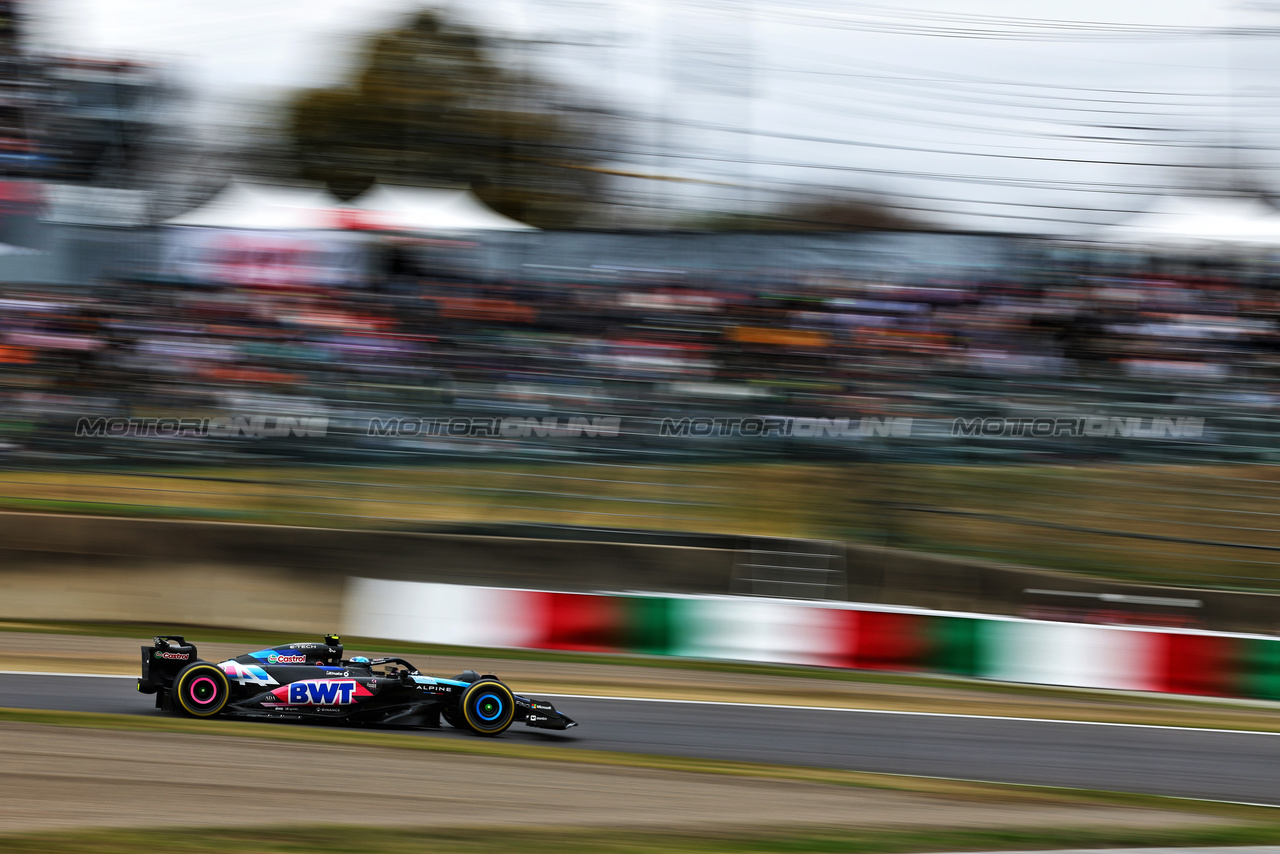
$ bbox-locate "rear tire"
[173,662,231,717]
[458,679,515,736]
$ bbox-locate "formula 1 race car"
[137,634,576,736]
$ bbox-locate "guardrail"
[344,579,1280,701]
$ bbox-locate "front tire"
[173,662,231,718]
[458,679,515,736]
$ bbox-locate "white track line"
[0,670,134,679]
[3,671,1278,737]
[533,693,1280,737]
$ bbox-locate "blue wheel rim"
[474,693,503,721]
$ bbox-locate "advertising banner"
[164,227,366,287]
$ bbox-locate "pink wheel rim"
[189,676,218,705]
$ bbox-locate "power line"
[769,0,1246,35]
[768,69,1269,121]
[773,88,1232,149]
[598,145,1255,198]
[651,113,1247,169]
[756,2,1280,42]
[765,63,1278,108]
[590,155,1178,228]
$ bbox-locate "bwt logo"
[277,680,367,705]
[367,416,622,438]
[951,417,1205,439]
[75,415,328,439]
[289,681,357,704]
[658,417,913,438]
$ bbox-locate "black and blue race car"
[137,634,576,736]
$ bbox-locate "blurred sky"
[30,0,1280,233]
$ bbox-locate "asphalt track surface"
[3,673,1278,806]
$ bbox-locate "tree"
[282,10,611,227]
[680,192,931,232]
[775,193,931,231]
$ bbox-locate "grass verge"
[3,461,1279,590]
[3,822,1280,854]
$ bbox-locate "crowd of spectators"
[0,246,1277,461]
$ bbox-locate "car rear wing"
[138,636,199,694]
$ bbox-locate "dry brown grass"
[0,461,1276,588]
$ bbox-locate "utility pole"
[514,0,625,226]
[665,0,755,219]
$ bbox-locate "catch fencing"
[2,372,1279,595]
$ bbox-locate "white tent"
[1098,196,1280,248]
[346,184,537,232]
[165,181,344,230]
[162,181,364,287]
